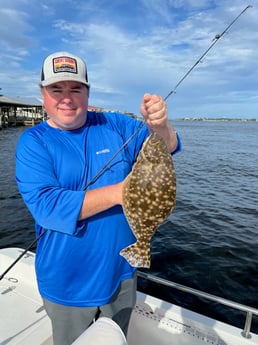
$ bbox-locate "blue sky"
[0,0,257,119]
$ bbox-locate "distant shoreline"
[89,106,258,122]
[172,117,258,122]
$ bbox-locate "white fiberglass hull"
[0,247,257,345]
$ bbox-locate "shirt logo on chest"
[96,149,110,155]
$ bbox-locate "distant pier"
[0,114,43,129]
[0,95,43,129]
[6,116,43,127]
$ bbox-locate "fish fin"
[120,244,151,268]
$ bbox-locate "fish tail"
[120,244,151,268]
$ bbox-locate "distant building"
[0,95,43,128]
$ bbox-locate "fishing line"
[0,5,251,281]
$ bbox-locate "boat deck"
[1,247,258,345]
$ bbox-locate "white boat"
[1,247,258,345]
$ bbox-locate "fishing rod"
[82,4,252,191]
[0,230,47,281]
[82,126,145,191]
[86,4,252,185]
[0,5,251,281]
[164,4,252,101]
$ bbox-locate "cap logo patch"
[53,57,77,74]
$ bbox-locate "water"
[0,121,258,332]
[0,127,35,248]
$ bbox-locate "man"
[16,51,181,345]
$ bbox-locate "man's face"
[41,81,89,130]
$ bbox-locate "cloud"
[0,7,34,50]
[0,0,257,117]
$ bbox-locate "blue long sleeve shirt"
[16,110,180,306]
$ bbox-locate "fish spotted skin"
[120,132,176,268]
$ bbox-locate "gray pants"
[43,274,137,345]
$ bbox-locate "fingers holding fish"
[140,93,178,153]
[140,93,168,129]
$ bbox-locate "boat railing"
[137,271,258,339]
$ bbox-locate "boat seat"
[71,317,127,345]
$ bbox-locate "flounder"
[120,131,176,268]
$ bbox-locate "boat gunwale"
[137,271,258,339]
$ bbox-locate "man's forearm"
[79,182,123,220]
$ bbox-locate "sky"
[0,0,257,119]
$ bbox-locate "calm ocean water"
[0,120,258,332]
